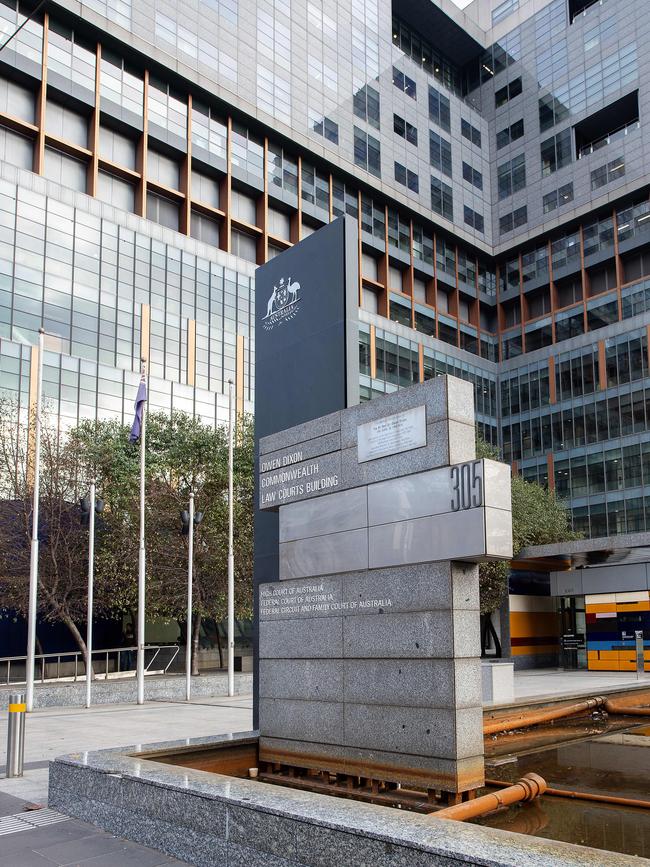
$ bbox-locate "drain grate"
[0,808,70,836]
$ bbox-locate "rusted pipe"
[432,773,546,821]
[483,697,606,736]
[485,778,650,810]
[604,697,650,716]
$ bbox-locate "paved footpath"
[0,694,253,865]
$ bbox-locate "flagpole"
[227,379,235,698]
[136,358,147,705]
[26,327,44,713]
[185,491,194,702]
[85,479,96,709]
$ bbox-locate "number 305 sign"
[450,460,483,512]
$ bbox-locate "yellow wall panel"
[585,603,616,614]
[509,611,558,637]
[588,659,619,670]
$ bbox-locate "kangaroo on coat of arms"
[265,277,301,323]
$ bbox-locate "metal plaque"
[357,405,426,463]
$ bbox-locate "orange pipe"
[483,697,605,736]
[432,773,546,822]
[604,697,650,716]
[485,778,650,810]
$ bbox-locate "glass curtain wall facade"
[0,2,649,566]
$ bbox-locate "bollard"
[636,630,646,680]
[6,691,26,778]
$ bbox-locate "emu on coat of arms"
[263,277,301,330]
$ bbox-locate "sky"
[449,0,474,7]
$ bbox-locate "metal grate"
[0,808,69,836]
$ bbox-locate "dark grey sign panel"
[253,216,359,726]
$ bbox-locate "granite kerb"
[48,732,648,867]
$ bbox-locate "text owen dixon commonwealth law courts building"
[0,0,649,670]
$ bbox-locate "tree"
[0,398,95,655]
[71,411,254,674]
[0,400,254,674]
[476,436,580,655]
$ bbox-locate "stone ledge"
[0,672,253,709]
[48,732,646,867]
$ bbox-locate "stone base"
[48,732,639,867]
[259,736,484,792]
[259,561,484,793]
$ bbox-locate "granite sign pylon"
[257,374,512,794]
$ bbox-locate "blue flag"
[129,376,147,443]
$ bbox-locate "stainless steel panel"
[368,510,487,569]
[482,459,512,510]
[279,528,368,579]
[367,466,453,526]
[279,487,368,542]
[367,460,511,527]
[484,507,513,559]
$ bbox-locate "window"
[312,114,339,144]
[353,84,380,129]
[496,118,524,149]
[191,168,220,207]
[231,123,263,177]
[543,183,574,213]
[147,76,186,141]
[0,76,35,123]
[584,14,617,51]
[268,207,290,240]
[495,77,522,108]
[394,162,419,193]
[97,171,135,212]
[190,211,220,246]
[431,177,453,220]
[461,119,481,148]
[147,147,180,189]
[46,100,88,147]
[500,206,527,235]
[428,87,450,132]
[268,145,298,196]
[192,101,227,160]
[43,147,87,192]
[354,126,381,177]
[394,114,417,145]
[230,228,257,263]
[540,129,572,175]
[0,126,32,170]
[539,94,569,132]
[464,206,484,233]
[492,0,518,24]
[99,125,136,169]
[231,188,257,224]
[498,154,526,199]
[429,131,452,177]
[392,16,461,95]
[392,67,416,99]
[479,29,521,82]
[101,49,143,119]
[591,156,625,190]
[146,191,179,230]
[462,162,482,190]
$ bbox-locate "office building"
[0,0,647,669]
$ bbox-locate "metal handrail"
[0,644,181,686]
[577,120,640,159]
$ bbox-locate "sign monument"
[257,375,512,797]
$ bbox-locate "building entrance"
[558,595,587,670]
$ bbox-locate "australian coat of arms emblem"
[262,276,301,330]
